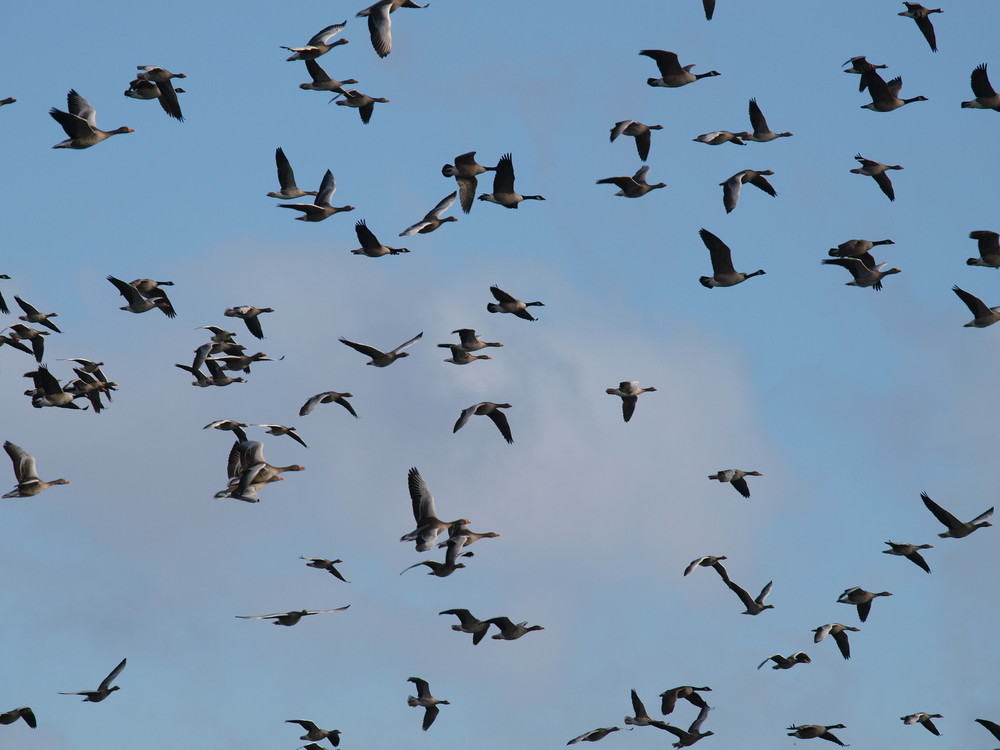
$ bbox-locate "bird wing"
[631,165,651,185]
[748,173,777,197]
[872,172,896,201]
[953,286,991,317]
[236,612,288,620]
[107,275,144,305]
[913,14,938,52]
[689,705,711,733]
[722,175,742,213]
[426,191,457,220]
[275,147,298,190]
[355,220,380,249]
[610,120,632,142]
[453,404,478,434]
[4,441,39,483]
[408,676,431,698]
[66,89,97,127]
[391,331,423,354]
[287,719,319,731]
[300,394,324,416]
[492,154,516,194]
[630,689,648,719]
[367,1,392,57]
[634,129,652,161]
[308,21,348,46]
[422,704,439,731]
[921,492,963,530]
[748,98,768,133]
[756,580,773,604]
[339,337,384,359]
[699,228,735,274]
[730,476,751,498]
[971,507,995,525]
[490,285,516,304]
[640,50,681,78]
[315,170,336,207]
[14,296,40,316]
[303,606,350,614]
[408,467,437,523]
[487,408,513,444]
[621,396,637,423]
[156,78,183,120]
[99,658,127,691]
[831,629,852,659]
[305,58,333,84]
[726,580,755,608]
[971,64,997,98]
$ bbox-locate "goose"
[813,624,860,660]
[339,331,422,366]
[659,686,711,715]
[882,541,933,573]
[963,64,1000,110]
[683,556,730,583]
[59,658,126,702]
[176,360,247,387]
[286,719,341,746]
[299,391,357,418]
[967,230,1000,267]
[975,719,1000,744]
[282,22,349,61]
[24,366,81,409]
[439,609,492,645]
[597,166,666,198]
[7,324,49,363]
[356,0,428,58]
[3,442,70,498]
[351,220,409,256]
[107,275,175,317]
[860,71,928,111]
[786,724,848,746]
[758,651,811,670]
[400,542,473,577]
[123,78,185,120]
[134,66,185,120]
[299,58,358,96]
[400,192,458,235]
[334,89,390,124]
[203,420,250,442]
[255,424,308,448]
[661,705,713,747]
[707,469,762,499]
[624,690,670,731]
[208,352,282,373]
[0,274,8,314]
[837,587,892,622]
[640,50,720,87]
[224,306,274,339]
[843,56,888,92]
[609,120,663,161]
[50,90,133,149]
[300,557,349,582]
[406,677,449,731]
[268,148,319,200]
[726,579,774,615]
[478,153,544,208]
[14,297,60,332]
[215,440,297,502]
[698,228,765,288]
[692,130,747,146]
[279,170,355,221]
[443,152,497,213]
[60,359,112,400]
[439,344,491,365]
[746,98,792,141]
[487,285,544,321]
[850,153,903,201]
[0,707,35,728]
[821,258,901,291]
[438,523,500,549]
[453,402,513,443]
[828,238,894,264]
[400,467,471,552]
[720,170,776,213]
[921,491,993,538]
[898,3,942,52]
[901,713,943,736]
[129,279,175,314]
[483,616,544,640]
[236,607,349,626]
[567,727,621,744]
[952,286,1000,328]
[606,381,656,423]
[65,368,116,412]
[450,328,503,351]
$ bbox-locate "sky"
[2,1,1000,748]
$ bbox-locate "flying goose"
[698,228,765,288]
[567,727,621,744]
[442,152,497,213]
[967,230,1000,267]
[478,153,544,208]
[24,366,81,409]
[609,120,663,161]
[692,130,747,146]
[843,56,888,91]
[339,331,422,366]
[597,166,666,198]
[726,579,774,615]
[850,153,903,201]
[821,257,901,291]
[7,325,49,363]
[758,651,811,670]
[223,306,274,339]
[286,719,341,746]
[334,89,390,124]
[640,50,720,88]
[300,557,349,582]
[282,22,349,61]
[963,64,1000,110]
[449,328,502,351]
[901,713,943,736]
[860,71,928,111]
[439,344,491,365]
[50,90,133,149]
[0,707,36,728]
[107,275,175,316]
[707,469,762,499]
[65,367,116,412]
[400,192,458,235]
[129,279,176,314]
[606,381,656,423]
[921,491,993,538]
[268,148,319,200]
[746,98,792,141]
[123,78,186,118]
[254,424,308,448]
[439,608,492,645]
[176,360,246,387]
[482,616,544,640]
[134,66,185,120]
[813,624,860,660]
[356,0,428,58]
[59,658,126,702]
[208,351,282,373]
[837,587,892,622]
[828,238,894,264]
[400,541,473,577]
[487,285,544,320]
[453,402,513,443]
[279,169,355,221]
[401,467,470,552]
[236,607,349,626]
[299,391,357,418]
[661,705,713,747]
[407,677,449,731]
[786,724,847,746]
[203,420,250,442]
[299,58,358,96]
[216,440,298,502]
[952,286,1000,328]
[659,686,711,715]
[882,541,933,573]
[13,297,60,333]
[720,170,776,213]
[898,3,942,52]
[683,556,730,583]
[624,690,671,730]
[3,441,70,498]
[351,220,409,256]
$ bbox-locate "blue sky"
[2,1,999,748]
